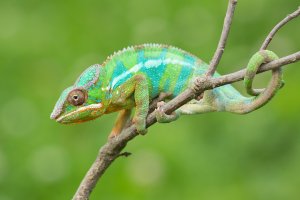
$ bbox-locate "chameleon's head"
[50,64,109,124]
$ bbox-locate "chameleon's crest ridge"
[75,64,101,89]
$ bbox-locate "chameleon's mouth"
[56,103,103,124]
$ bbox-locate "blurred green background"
[1,0,300,199]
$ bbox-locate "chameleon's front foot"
[133,117,148,135]
[155,101,179,123]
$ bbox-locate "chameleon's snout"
[50,111,59,120]
[52,103,104,124]
[50,104,64,120]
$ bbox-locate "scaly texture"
[50,44,283,136]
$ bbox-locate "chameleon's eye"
[68,89,87,106]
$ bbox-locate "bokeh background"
[1,0,300,199]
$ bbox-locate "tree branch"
[206,0,238,77]
[72,5,300,200]
[212,51,300,87]
[260,6,300,50]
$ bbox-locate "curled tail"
[155,50,284,123]
[225,50,283,114]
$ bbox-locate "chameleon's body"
[51,44,283,138]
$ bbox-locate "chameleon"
[50,44,283,138]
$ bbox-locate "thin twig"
[206,0,238,77]
[117,152,132,158]
[211,51,300,87]
[260,6,300,50]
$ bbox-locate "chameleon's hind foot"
[155,101,179,123]
[192,77,210,93]
[108,130,119,140]
[108,109,132,140]
[137,127,148,135]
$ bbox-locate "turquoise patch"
[139,48,168,97]
[184,54,196,64]
[75,64,100,88]
[137,50,145,63]
[111,61,132,89]
[66,105,73,112]
[173,65,193,95]
[163,78,170,92]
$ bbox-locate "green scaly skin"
[50,44,283,138]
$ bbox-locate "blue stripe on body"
[110,61,133,89]
[137,50,145,63]
[110,49,198,99]
[173,55,196,95]
[163,78,171,92]
[139,48,168,97]
[173,65,193,96]
[184,54,196,64]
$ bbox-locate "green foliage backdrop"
[0,0,300,199]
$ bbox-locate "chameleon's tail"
[221,50,283,114]
[155,50,284,123]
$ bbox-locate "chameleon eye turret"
[67,89,87,106]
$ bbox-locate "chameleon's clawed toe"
[155,101,179,123]
[137,128,148,135]
[133,117,147,135]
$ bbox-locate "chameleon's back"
[103,44,209,98]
